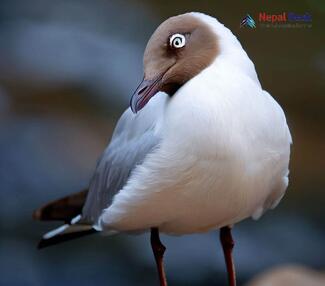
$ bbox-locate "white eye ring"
[169,33,186,49]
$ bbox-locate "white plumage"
[99,13,292,234]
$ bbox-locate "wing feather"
[82,93,167,223]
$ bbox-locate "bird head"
[130,13,219,113]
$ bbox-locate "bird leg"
[220,226,236,286]
[150,227,168,286]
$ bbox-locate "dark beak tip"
[130,93,139,114]
[130,76,161,114]
[130,104,138,114]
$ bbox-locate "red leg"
[220,226,236,286]
[151,228,168,286]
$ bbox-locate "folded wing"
[34,93,167,247]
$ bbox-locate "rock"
[247,264,325,286]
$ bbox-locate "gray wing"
[82,94,167,223]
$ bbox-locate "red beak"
[130,75,162,113]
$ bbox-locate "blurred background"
[0,0,324,285]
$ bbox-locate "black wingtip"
[37,228,98,250]
[33,190,88,223]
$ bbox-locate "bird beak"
[130,75,162,113]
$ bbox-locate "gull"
[34,12,292,286]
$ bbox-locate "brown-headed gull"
[34,12,292,286]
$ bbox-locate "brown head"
[130,13,219,113]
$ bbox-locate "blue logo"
[240,14,256,28]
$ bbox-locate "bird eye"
[169,34,186,49]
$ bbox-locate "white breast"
[99,14,291,234]
[99,56,291,234]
